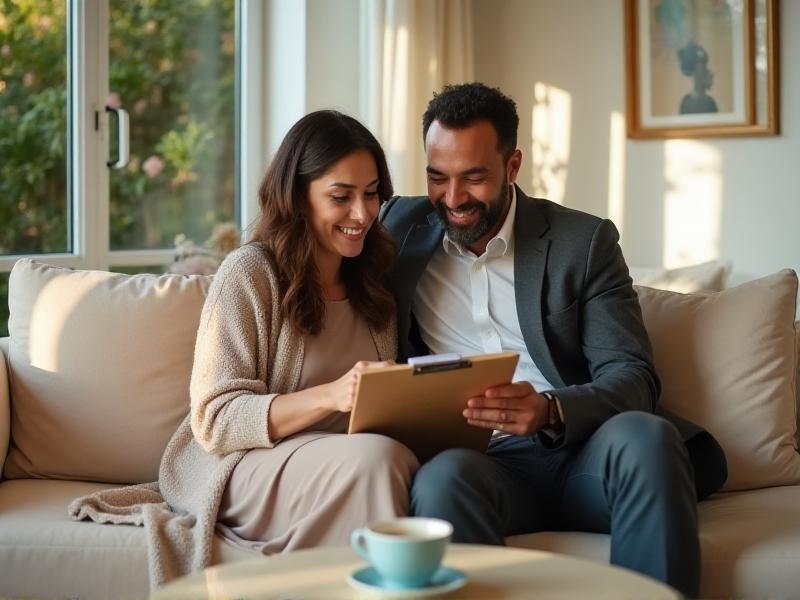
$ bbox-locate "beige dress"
[216,300,418,553]
[69,246,405,589]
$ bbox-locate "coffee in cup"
[350,517,453,589]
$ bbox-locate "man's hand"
[462,381,549,436]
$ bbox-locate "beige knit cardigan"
[68,244,397,589]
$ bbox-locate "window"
[0,1,69,257]
[0,0,262,338]
[108,0,236,252]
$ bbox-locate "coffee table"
[151,544,681,599]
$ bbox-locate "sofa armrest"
[0,337,9,481]
[795,322,799,447]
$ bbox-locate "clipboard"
[347,352,519,462]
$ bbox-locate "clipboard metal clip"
[408,353,473,375]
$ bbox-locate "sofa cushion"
[0,478,256,599]
[697,486,800,599]
[635,270,800,491]
[508,485,800,600]
[796,322,800,447]
[629,260,727,293]
[3,259,211,484]
[0,479,148,598]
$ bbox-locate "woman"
[190,110,418,553]
[69,111,414,586]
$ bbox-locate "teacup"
[350,517,453,589]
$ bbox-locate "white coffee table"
[151,543,681,599]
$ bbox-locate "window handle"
[105,106,130,169]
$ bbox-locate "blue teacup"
[350,517,453,589]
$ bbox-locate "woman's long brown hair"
[251,110,396,336]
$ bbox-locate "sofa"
[1,258,799,599]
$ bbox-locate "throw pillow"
[636,270,800,491]
[630,260,727,293]
[4,259,211,484]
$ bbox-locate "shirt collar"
[443,185,517,258]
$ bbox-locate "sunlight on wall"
[428,56,438,77]
[607,112,626,239]
[663,140,723,269]
[381,24,409,155]
[28,277,92,373]
[531,82,571,205]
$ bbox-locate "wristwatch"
[542,392,565,434]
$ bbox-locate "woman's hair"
[251,110,396,336]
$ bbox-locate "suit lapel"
[513,190,564,387]
[395,214,443,297]
[394,215,444,356]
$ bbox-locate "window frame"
[0,0,263,274]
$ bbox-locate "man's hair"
[422,82,519,158]
[251,110,396,336]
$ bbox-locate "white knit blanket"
[68,416,245,589]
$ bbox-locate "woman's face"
[307,149,380,261]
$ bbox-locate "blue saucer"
[347,565,467,597]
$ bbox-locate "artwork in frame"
[625,0,779,138]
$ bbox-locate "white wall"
[472,0,799,287]
[262,0,362,158]
[305,0,362,114]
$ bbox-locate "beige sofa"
[1,259,799,599]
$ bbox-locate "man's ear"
[507,149,522,183]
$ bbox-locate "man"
[380,83,727,598]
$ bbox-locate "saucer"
[346,565,467,597]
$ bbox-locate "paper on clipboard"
[347,352,519,462]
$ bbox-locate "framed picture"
[625,0,779,138]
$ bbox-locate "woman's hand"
[325,360,394,412]
[268,360,394,443]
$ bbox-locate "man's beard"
[433,180,510,246]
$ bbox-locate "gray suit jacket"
[380,187,706,448]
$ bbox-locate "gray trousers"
[410,411,725,598]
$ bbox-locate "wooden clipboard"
[347,352,519,462]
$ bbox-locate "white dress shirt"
[412,187,554,395]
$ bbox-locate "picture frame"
[625,0,779,138]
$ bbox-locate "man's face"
[424,119,521,255]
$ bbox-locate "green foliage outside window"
[108,0,236,250]
[0,0,69,255]
[1,0,236,335]
[0,0,236,256]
